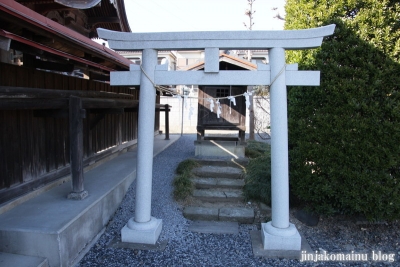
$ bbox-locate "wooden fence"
[0,62,161,203]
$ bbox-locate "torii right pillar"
[261,47,302,251]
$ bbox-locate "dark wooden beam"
[84,52,106,64]
[67,96,88,200]
[0,86,135,99]
[0,98,68,110]
[88,108,124,114]
[82,98,138,109]
[32,58,74,72]
[33,109,69,118]
[156,107,171,112]
[89,72,108,82]
[88,17,120,25]
[164,104,170,140]
[32,3,73,15]
[0,98,140,110]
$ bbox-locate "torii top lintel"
[97,24,335,51]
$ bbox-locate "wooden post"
[164,104,170,140]
[68,96,88,200]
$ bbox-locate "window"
[216,88,229,98]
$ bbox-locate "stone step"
[0,252,49,267]
[183,206,254,224]
[192,189,244,202]
[188,221,239,234]
[192,177,245,190]
[193,158,249,168]
[192,165,243,179]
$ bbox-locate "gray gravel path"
[77,135,400,267]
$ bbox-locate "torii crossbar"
[98,25,335,251]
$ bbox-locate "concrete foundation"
[0,252,49,267]
[0,153,137,267]
[121,217,162,245]
[194,140,246,158]
[261,222,301,251]
[250,230,312,259]
[0,135,179,267]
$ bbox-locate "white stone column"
[121,49,162,245]
[261,47,301,251]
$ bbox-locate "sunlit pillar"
[261,47,301,251]
[121,48,162,245]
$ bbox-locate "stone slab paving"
[184,206,254,224]
[193,158,249,168]
[183,206,219,221]
[192,189,244,202]
[193,166,243,179]
[109,238,168,252]
[219,207,255,224]
[192,177,244,189]
[188,221,239,235]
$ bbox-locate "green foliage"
[285,0,400,220]
[243,142,272,205]
[176,159,199,175]
[245,140,271,158]
[173,159,199,200]
[173,173,193,200]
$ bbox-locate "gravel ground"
[77,135,400,267]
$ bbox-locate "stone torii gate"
[98,25,335,252]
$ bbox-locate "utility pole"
[244,0,255,140]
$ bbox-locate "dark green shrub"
[176,159,199,175]
[173,159,199,200]
[243,143,272,205]
[285,0,400,220]
[245,140,271,158]
[173,173,193,200]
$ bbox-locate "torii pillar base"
[261,222,301,251]
[121,217,162,245]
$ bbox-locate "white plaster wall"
[159,96,198,133]
[159,95,271,136]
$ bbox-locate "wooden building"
[0,0,162,204]
[187,53,256,143]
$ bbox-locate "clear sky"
[124,0,286,32]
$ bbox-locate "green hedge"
[243,141,272,205]
[173,159,199,200]
[285,0,400,220]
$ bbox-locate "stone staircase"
[183,158,256,224]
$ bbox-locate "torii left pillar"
[121,49,162,244]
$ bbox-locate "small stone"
[259,203,271,212]
[344,244,355,251]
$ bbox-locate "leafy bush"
[245,140,271,159]
[285,0,400,220]
[176,159,199,175]
[173,159,199,200]
[243,142,272,205]
[173,173,193,200]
